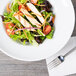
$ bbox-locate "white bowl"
[0,0,75,61]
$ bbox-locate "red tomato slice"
[6,23,14,29]
[19,5,22,11]
[43,25,51,35]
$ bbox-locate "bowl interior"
[0,0,75,61]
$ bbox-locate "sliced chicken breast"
[26,3,45,24]
[13,13,34,31]
[20,7,41,28]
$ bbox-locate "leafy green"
[21,0,26,4]
[37,29,45,36]
[4,17,11,22]
[11,17,21,26]
[42,11,52,18]
[11,3,19,12]
[13,0,27,4]
[38,0,45,4]
[45,22,50,25]
[40,36,45,40]
[13,0,20,4]
[4,12,14,18]
[4,12,21,26]
[10,33,27,41]
[4,12,9,16]
[25,30,38,46]
[46,27,54,39]
[24,30,38,46]
[9,26,38,46]
[3,0,55,46]
[23,40,26,45]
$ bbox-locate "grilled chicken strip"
[20,7,41,28]
[26,3,45,24]
[13,13,34,31]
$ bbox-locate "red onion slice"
[40,10,45,13]
[14,27,40,32]
[48,16,53,23]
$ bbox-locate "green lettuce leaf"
[46,27,54,39]
[21,0,26,3]
[11,3,19,12]
[24,30,38,46]
[38,0,45,4]
[37,29,45,36]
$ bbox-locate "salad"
[2,0,55,46]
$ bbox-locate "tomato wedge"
[19,5,22,11]
[31,0,38,5]
[5,23,14,29]
[43,25,51,35]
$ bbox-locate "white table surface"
[46,37,76,76]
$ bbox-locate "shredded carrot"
[13,13,18,17]
[10,25,16,33]
[19,25,28,39]
[35,4,45,6]
[23,30,28,39]
[7,3,11,13]
[31,12,42,17]
[43,14,50,25]
[52,16,55,23]
[17,11,24,16]
[3,22,12,24]
[19,13,24,16]
[19,30,21,35]
[25,6,31,11]
[21,26,28,39]
[42,14,50,31]
[14,25,21,35]
[7,24,16,35]
[13,11,23,17]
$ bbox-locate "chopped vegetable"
[31,0,38,4]
[3,0,55,46]
[43,25,51,35]
[6,29,14,35]
[46,27,54,39]
[38,0,45,5]
[41,0,52,12]
[19,5,22,10]
[5,23,14,29]
[14,27,40,32]
[21,0,27,4]
[52,16,55,23]
[11,3,19,12]
[7,3,11,13]
[37,29,45,36]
